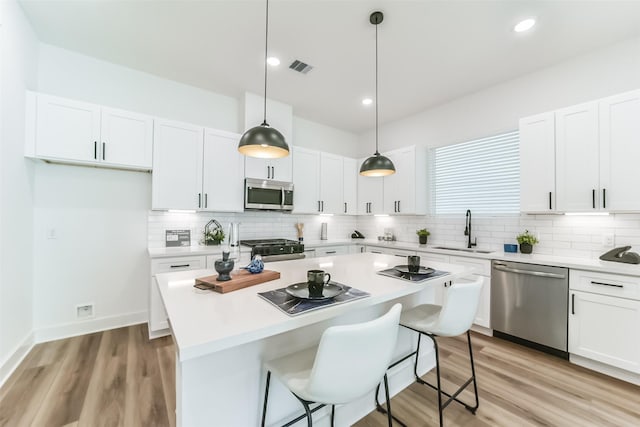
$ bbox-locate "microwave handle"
[281,187,285,208]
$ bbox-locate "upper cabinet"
[26,92,153,170]
[358,145,428,215]
[152,119,243,212]
[243,93,293,181]
[342,158,358,215]
[519,112,556,212]
[292,147,356,215]
[520,89,640,213]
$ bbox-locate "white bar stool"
[376,278,483,427]
[261,303,402,427]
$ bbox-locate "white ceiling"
[19,0,640,133]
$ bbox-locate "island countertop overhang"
[156,252,472,361]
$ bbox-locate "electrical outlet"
[76,304,94,319]
[602,233,615,247]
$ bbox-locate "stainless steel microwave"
[244,178,294,211]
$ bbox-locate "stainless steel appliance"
[244,178,294,211]
[491,260,569,358]
[240,239,305,262]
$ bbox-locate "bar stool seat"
[261,303,402,427]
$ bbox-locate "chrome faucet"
[464,209,477,249]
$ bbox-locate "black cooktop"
[240,239,299,247]
[240,239,304,257]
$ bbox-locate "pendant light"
[238,0,289,159]
[360,11,395,177]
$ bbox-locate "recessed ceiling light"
[514,18,536,33]
[362,98,373,106]
[267,56,280,66]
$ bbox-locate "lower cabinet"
[364,245,416,259]
[569,270,640,373]
[314,245,350,257]
[149,255,206,338]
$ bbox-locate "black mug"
[408,255,421,273]
[307,269,331,297]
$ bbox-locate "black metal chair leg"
[383,374,393,427]
[298,399,313,427]
[429,334,444,427]
[331,404,335,427]
[413,333,423,379]
[261,371,271,427]
[467,330,480,413]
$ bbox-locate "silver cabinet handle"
[493,264,566,279]
[271,166,275,179]
[281,187,285,208]
[198,193,202,208]
[267,166,270,179]
[590,280,623,288]
[204,193,208,208]
[102,142,106,160]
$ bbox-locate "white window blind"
[434,130,520,214]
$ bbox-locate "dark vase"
[520,243,533,254]
[419,235,428,245]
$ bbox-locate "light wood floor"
[1,324,639,427]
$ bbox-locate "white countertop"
[149,238,640,277]
[155,252,471,362]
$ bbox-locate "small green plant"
[516,230,539,245]
[416,228,430,237]
[204,228,225,245]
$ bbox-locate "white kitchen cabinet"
[243,92,293,182]
[152,120,204,210]
[519,112,557,212]
[357,162,384,215]
[201,128,245,212]
[382,146,428,215]
[343,158,358,215]
[29,92,153,169]
[364,246,416,258]
[153,121,243,211]
[556,101,600,211]
[599,90,640,211]
[315,245,350,257]
[569,269,640,374]
[319,153,344,214]
[149,255,207,338]
[292,147,320,214]
[449,256,491,329]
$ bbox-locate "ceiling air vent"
[289,60,313,74]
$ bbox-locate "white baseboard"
[0,331,35,388]
[34,311,148,343]
[570,354,640,386]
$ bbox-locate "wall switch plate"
[76,304,94,319]
[603,233,615,247]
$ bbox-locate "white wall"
[0,0,39,383]
[358,36,640,154]
[293,117,359,158]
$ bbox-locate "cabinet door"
[245,156,293,181]
[569,290,640,373]
[320,153,344,214]
[202,129,244,212]
[383,147,414,214]
[35,93,101,162]
[292,147,320,214]
[555,102,600,211]
[343,158,358,215]
[152,120,203,210]
[599,90,640,211]
[244,157,270,180]
[270,156,293,182]
[100,107,153,168]
[357,159,384,215]
[520,113,556,212]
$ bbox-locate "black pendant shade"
[238,0,290,158]
[238,122,289,159]
[360,11,395,177]
[359,152,396,177]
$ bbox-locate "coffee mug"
[307,269,331,297]
[407,255,421,273]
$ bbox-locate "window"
[433,130,519,214]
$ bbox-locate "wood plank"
[157,341,177,427]
[194,269,280,293]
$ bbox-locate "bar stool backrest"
[305,303,402,404]
[431,278,483,337]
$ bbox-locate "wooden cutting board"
[194,270,280,294]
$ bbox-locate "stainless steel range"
[240,239,305,262]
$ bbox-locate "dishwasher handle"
[493,263,566,279]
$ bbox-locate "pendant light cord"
[374,19,379,155]
[262,0,269,125]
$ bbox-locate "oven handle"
[493,264,566,279]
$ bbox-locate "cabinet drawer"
[416,252,450,264]
[315,245,349,257]
[151,256,207,274]
[449,255,491,276]
[570,270,640,300]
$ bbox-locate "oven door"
[245,179,294,211]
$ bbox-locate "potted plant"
[204,219,226,245]
[416,228,430,245]
[516,230,539,254]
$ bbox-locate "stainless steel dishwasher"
[491,260,569,358]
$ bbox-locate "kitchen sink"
[432,246,494,254]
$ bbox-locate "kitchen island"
[156,252,472,427]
